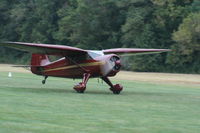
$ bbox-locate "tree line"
[0,0,199,73]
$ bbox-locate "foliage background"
[0,0,199,73]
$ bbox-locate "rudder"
[31,54,50,75]
[31,54,50,66]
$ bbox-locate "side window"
[48,55,62,62]
[86,54,92,60]
[68,54,89,63]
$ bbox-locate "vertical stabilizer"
[31,54,50,75]
[31,54,50,66]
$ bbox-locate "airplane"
[0,42,170,94]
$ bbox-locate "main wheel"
[111,84,123,94]
[113,91,121,94]
[73,83,86,93]
[77,90,85,93]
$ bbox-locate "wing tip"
[159,49,172,52]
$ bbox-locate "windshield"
[88,50,104,59]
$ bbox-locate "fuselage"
[31,50,121,78]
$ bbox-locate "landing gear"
[73,73,91,93]
[73,74,122,94]
[101,77,123,94]
[42,76,48,84]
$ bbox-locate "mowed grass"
[0,72,200,133]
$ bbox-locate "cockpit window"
[88,50,104,59]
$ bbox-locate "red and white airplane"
[0,42,170,94]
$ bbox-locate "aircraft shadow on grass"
[11,86,177,97]
[11,87,112,95]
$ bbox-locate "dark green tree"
[167,12,200,73]
[55,0,125,49]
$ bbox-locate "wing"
[103,48,171,56]
[0,41,87,56]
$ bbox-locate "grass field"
[0,65,200,133]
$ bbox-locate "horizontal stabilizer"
[12,65,38,71]
[12,65,39,68]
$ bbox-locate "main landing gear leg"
[42,76,48,84]
[73,73,91,93]
[101,77,123,94]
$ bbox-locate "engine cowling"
[107,55,121,76]
[96,54,121,77]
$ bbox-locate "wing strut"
[65,56,89,73]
